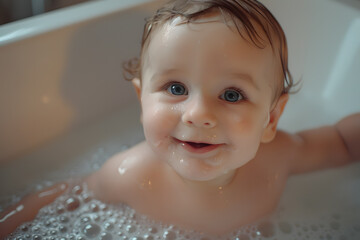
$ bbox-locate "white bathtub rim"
[0,0,153,46]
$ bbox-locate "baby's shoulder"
[85,141,159,203]
[256,130,299,170]
[258,130,294,153]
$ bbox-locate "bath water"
[5,179,360,240]
[1,105,360,239]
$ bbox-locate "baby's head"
[125,0,294,101]
[125,0,295,184]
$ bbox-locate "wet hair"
[123,0,295,98]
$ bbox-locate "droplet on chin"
[203,157,222,167]
[153,139,163,148]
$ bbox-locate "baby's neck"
[176,169,237,192]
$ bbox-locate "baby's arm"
[287,113,360,175]
[336,113,360,160]
[0,183,68,239]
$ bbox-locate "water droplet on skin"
[83,223,101,237]
[278,221,292,234]
[118,167,127,175]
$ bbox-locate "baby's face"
[138,16,279,184]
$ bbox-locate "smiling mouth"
[186,142,211,148]
[174,138,222,154]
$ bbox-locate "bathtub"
[0,0,359,238]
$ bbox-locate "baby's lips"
[173,136,222,146]
[175,138,223,154]
[185,141,212,148]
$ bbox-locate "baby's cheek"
[142,103,178,142]
[228,111,257,134]
[227,112,264,151]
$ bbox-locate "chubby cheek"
[225,109,266,160]
[141,100,179,149]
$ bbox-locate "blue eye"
[167,83,188,95]
[220,89,244,103]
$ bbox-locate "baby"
[85,0,360,234]
[1,0,359,237]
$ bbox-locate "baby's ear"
[132,78,142,101]
[261,93,289,143]
[132,78,143,123]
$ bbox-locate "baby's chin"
[147,139,240,184]
[166,156,234,184]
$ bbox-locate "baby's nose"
[181,99,217,128]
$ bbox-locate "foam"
[3,146,360,240]
[5,181,360,240]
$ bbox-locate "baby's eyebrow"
[150,69,182,82]
[228,72,259,91]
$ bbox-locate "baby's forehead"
[172,8,274,45]
[147,12,279,68]
[146,9,280,63]
[148,19,277,83]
